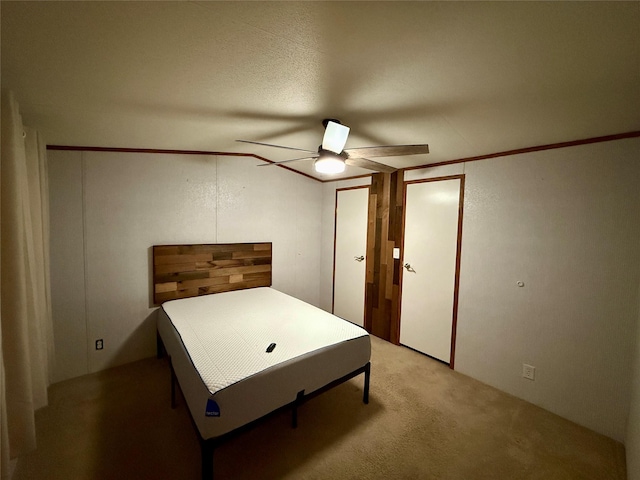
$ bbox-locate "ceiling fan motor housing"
[317,146,348,158]
[321,118,342,128]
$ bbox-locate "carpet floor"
[13,336,626,479]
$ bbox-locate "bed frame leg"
[292,390,304,428]
[201,439,215,480]
[156,331,164,359]
[363,362,371,404]
[169,357,177,409]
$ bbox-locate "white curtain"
[0,90,54,479]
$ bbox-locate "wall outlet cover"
[523,364,535,380]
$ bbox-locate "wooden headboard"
[152,242,272,304]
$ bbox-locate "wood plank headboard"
[152,242,272,304]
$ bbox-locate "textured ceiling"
[2,1,639,180]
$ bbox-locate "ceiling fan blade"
[257,155,319,166]
[345,157,397,173]
[237,139,317,154]
[345,144,429,158]
[322,121,350,154]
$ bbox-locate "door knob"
[354,255,365,262]
[404,263,416,273]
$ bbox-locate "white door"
[333,187,369,326]
[399,178,462,364]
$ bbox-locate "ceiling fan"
[237,119,429,174]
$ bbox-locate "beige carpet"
[13,336,626,480]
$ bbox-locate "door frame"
[396,174,465,369]
[332,185,371,315]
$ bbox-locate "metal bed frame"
[157,332,371,480]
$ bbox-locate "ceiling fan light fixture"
[314,154,346,174]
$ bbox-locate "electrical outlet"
[522,363,535,380]
[95,339,104,350]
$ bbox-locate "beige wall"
[321,138,640,442]
[454,139,639,442]
[627,281,640,479]
[48,150,322,382]
[48,151,88,380]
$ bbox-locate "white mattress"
[157,287,371,440]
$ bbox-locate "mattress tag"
[205,399,220,417]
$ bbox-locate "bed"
[153,243,371,479]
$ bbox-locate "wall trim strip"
[403,131,640,172]
[45,145,321,182]
[47,130,640,184]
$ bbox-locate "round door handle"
[354,255,365,262]
[404,263,416,273]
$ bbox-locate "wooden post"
[201,439,215,480]
[364,171,403,344]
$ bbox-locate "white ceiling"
[2,1,639,181]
